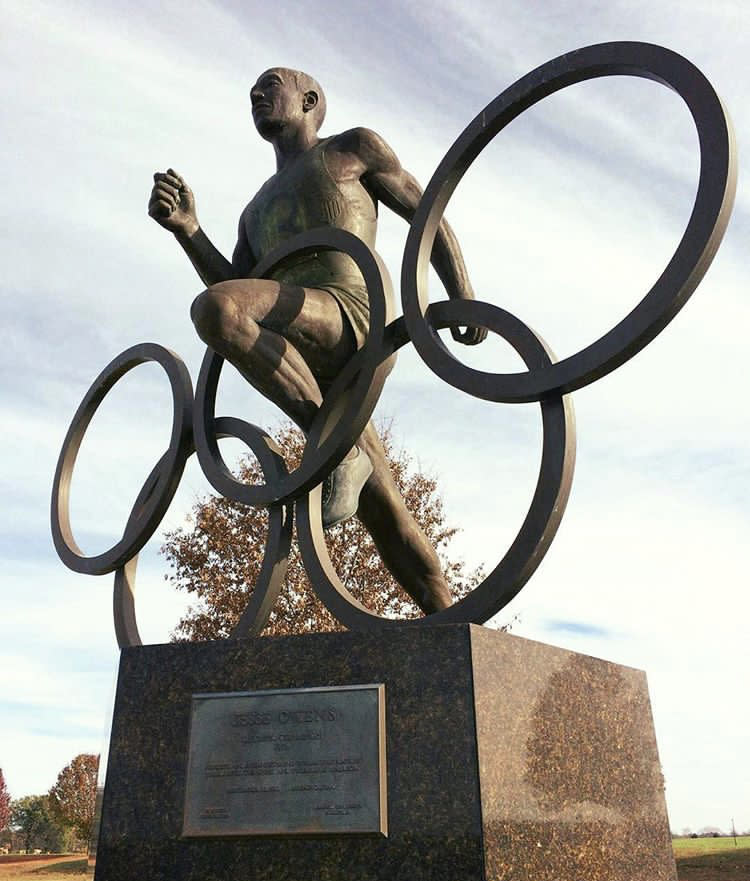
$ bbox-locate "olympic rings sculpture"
[51,42,736,647]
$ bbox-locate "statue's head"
[250,67,326,139]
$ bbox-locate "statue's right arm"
[148,169,252,286]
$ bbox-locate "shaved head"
[260,67,327,131]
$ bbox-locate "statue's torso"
[243,137,377,290]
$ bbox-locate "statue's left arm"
[348,128,487,345]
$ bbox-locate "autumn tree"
[163,423,484,639]
[48,754,99,845]
[0,768,9,833]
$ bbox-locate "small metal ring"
[51,343,193,575]
[193,228,395,507]
[113,417,293,648]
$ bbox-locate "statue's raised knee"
[191,286,233,348]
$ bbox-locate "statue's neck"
[273,127,321,171]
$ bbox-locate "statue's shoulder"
[325,128,397,177]
[327,127,390,157]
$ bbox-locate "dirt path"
[3,852,748,880]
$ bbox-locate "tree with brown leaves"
[0,768,9,833]
[48,754,99,845]
[162,424,484,639]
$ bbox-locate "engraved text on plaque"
[182,684,387,837]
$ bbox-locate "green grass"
[673,835,750,857]
[674,837,750,881]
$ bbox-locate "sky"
[1,0,748,837]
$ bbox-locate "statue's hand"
[148,169,198,235]
[449,289,488,345]
[451,324,487,345]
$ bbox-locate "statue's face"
[250,69,306,139]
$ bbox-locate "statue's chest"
[246,154,344,256]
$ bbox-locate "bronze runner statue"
[148,67,485,615]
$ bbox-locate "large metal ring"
[113,417,292,648]
[50,343,193,575]
[401,41,737,403]
[296,300,576,629]
[193,227,395,507]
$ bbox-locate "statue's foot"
[321,448,373,530]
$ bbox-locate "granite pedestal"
[96,624,677,881]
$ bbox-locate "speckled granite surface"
[95,625,676,880]
[470,626,677,881]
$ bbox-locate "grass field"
[674,835,750,856]
[674,836,750,881]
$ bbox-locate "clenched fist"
[148,169,198,236]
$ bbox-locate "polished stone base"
[96,624,676,881]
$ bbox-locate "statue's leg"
[357,422,453,614]
[191,279,355,429]
[192,278,370,524]
[191,279,452,613]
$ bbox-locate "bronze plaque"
[183,684,387,837]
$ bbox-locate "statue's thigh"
[253,280,355,379]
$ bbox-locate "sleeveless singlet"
[244,138,378,348]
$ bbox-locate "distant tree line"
[0,755,98,854]
[674,825,750,839]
